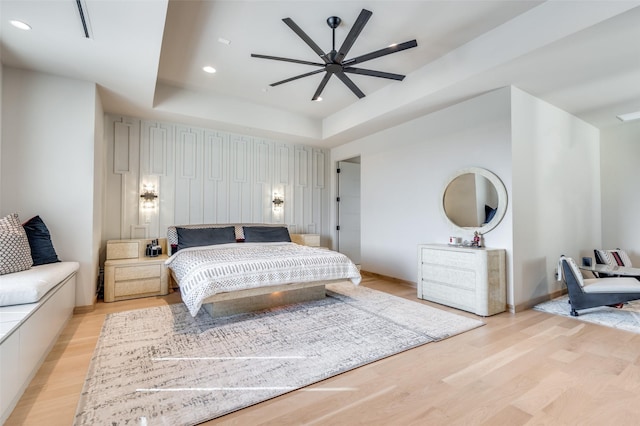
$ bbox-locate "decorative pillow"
[0,213,34,275]
[168,224,245,246]
[243,226,291,243]
[176,226,236,251]
[22,215,60,266]
[484,205,497,224]
[596,249,632,267]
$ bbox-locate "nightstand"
[290,233,321,247]
[103,238,169,302]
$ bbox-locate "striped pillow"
[596,249,632,267]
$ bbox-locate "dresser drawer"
[114,278,161,297]
[114,264,161,281]
[421,263,476,291]
[422,247,476,269]
[421,280,476,311]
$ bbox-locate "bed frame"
[199,279,349,318]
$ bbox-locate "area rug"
[74,282,483,425]
[534,295,640,334]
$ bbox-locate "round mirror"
[441,167,507,234]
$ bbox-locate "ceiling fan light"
[10,20,31,30]
[203,66,216,74]
[616,111,640,122]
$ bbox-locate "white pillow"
[0,213,33,275]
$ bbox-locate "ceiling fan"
[251,9,418,101]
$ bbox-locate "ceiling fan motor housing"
[327,16,341,29]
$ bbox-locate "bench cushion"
[582,277,640,293]
[0,262,79,306]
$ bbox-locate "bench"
[0,261,79,423]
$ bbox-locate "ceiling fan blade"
[343,67,405,81]
[343,40,418,66]
[312,72,332,100]
[335,9,372,63]
[282,17,329,62]
[334,72,365,99]
[270,69,326,87]
[251,54,325,67]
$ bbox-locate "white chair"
[559,256,640,316]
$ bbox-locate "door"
[337,160,361,264]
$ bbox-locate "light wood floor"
[7,274,640,425]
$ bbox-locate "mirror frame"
[440,167,508,234]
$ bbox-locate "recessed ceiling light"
[203,66,216,74]
[616,111,640,122]
[10,20,31,30]
[218,37,231,45]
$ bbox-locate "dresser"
[103,238,169,302]
[417,244,506,316]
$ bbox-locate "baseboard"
[360,270,416,288]
[73,294,97,314]
[512,289,566,313]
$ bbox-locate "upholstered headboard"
[167,223,287,247]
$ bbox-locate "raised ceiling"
[1,1,639,148]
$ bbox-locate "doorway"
[337,157,361,265]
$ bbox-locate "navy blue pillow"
[176,226,236,251]
[22,215,60,265]
[484,205,497,224]
[243,226,291,243]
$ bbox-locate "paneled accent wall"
[104,115,328,241]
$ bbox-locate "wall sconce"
[272,193,284,212]
[140,184,158,209]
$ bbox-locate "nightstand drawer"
[290,234,320,247]
[106,241,139,260]
[114,264,161,281]
[114,278,161,297]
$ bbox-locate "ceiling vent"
[76,0,93,39]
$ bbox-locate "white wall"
[331,87,514,297]
[331,86,602,311]
[94,91,105,288]
[600,120,640,263]
[1,68,102,308]
[104,115,329,245]
[511,87,600,309]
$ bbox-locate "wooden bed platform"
[201,281,336,318]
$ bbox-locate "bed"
[165,224,361,317]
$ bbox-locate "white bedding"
[165,242,361,316]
